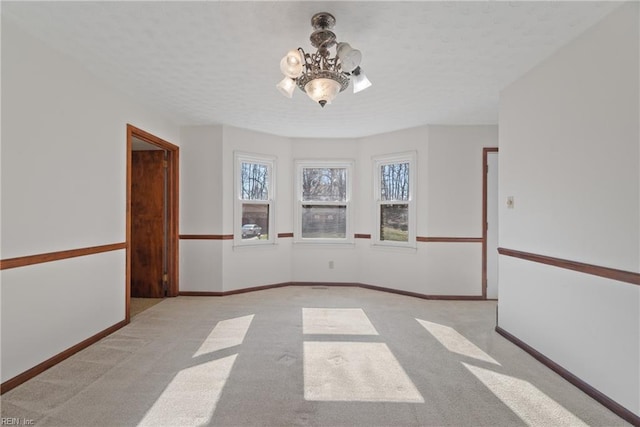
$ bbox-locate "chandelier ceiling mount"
[309,12,337,49]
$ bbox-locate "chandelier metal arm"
[297,47,315,71]
[301,49,342,74]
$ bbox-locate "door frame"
[126,124,180,322]
[482,147,499,299]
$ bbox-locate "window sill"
[293,240,356,248]
[232,240,277,250]
[370,243,418,253]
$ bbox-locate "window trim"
[234,151,276,246]
[294,159,354,244]
[372,151,417,248]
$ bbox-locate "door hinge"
[163,160,168,168]
[486,164,489,173]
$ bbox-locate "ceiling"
[3,1,623,139]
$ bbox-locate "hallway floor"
[130,297,164,318]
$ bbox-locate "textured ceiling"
[2,1,623,138]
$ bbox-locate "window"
[295,160,353,243]
[373,152,416,247]
[235,152,275,245]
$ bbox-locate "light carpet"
[0,286,630,426]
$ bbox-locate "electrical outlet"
[506,196,514,209]
[329,261,334,269]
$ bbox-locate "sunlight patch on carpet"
[304,342,424,402]
[193,314,254,357]
[462,363,587,426]
[302,308,378,335]
[417,319,500,365]
[138,354,237,427]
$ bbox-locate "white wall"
[1,18,180,382]
[177,125,496,294]
[358,125,497,295]
[357,126,428,292]
[179,125,295,292]
[426,126,497,237]
[221,126,293,291]
[179,126,224,292]
[498,2,639,415]
[176,125,498,293]
[1,252,125,381]
[180,126,224,235]
[290,137,361,283]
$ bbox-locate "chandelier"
[277,12,372,107]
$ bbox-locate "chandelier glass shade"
[304,77,342,105]
[280,49,304,78]
[277,12,371,107]
[352,66,372,93]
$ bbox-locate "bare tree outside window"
[380,162,409,201]
[239,160,271,240]
[302,168,347,201]
[299,166,349,239]
[379,162,410,242]
[241,162,269,200]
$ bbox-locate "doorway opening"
[126,125,179,322]
[482,147,499,299]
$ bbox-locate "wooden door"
[131,150,165,298]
